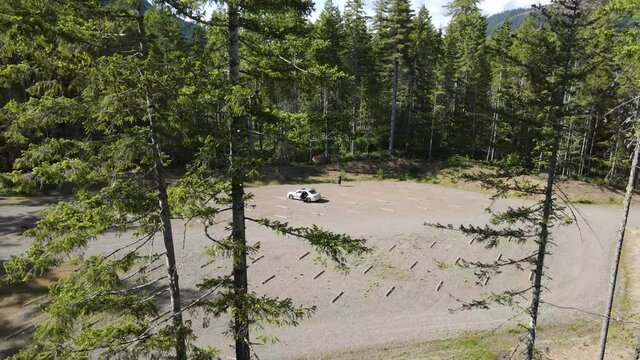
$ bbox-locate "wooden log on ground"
[385,286,396,297]
[331,291,344,303]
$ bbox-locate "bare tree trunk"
[227,4,250,360]
[389,58,399,156]
[598,101,640,360]
[136,3,186,359]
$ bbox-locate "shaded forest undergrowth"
[252,157,638,206]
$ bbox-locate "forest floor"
[254,158,637,206]
[0,175,638,359]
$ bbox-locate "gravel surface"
[0,182,636,359]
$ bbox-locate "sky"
[313,0,552,29]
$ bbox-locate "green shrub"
[503,153,521,167]
[446,154,471,168]
[339,169,349,182]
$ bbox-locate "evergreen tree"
[344,0,371,154]
[522,1,594,357]
[430,2,598,359]
[1,1,215,358]
[597,0,640,357]
[385,0,414,156]
[407,6,440,156]
[314,0,346,160]
[486,19,513,162]
[161,2,370,360]
[441,0,491,158]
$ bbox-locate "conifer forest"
[0,0,639,359]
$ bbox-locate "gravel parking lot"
[1,181,635,359]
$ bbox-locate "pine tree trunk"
[588,114,599,175]
[351,56,359,155]
[471,84,478,159]
[389,58,399,156]
[227,4,251,360]
[487,72,502,162]
[578,128,588,177]
[323,85,329,160]
[598,101,640,360]
[525,8,578,354]
[607,127,621,184]
[562,120,573,177]
[525,106,562,360]
[429,88,437,161]
[279,120,286,165]
[136,4,186,359]
[486,112,498,162]
[150,125,187,360]
[405,80,416,156]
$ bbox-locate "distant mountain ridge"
[486,7,534,35]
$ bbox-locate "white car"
[287,188,322,203]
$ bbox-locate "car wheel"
[288,195,293,199]
[305,197,311,203]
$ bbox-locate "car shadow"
[310,199,330,204]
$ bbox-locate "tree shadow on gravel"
[0,213,40,237]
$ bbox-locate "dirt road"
[0,181,635,359]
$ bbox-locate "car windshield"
[308,190,317,194]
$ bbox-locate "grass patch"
[306,319,636,360]
[573,196,595,204]
[364,282,380,296]
[608,196,623,205]
[305,330,514,360]
[371,258,406,280]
